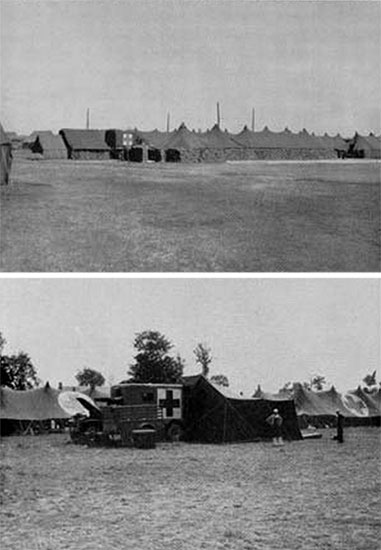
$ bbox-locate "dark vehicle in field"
[70,383,184,446]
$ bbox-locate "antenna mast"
[86,108,90,130]
[217,102,221,127]
[251,108,255,132]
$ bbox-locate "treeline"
[0,332,39,390]
[0,329,230,391]
[1,329,377,394]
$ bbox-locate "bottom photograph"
[0,278,380,550]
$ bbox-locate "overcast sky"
[0,278,379,395]
[1,0,380,136]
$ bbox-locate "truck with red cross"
[70,383,184,446]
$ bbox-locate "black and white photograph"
[0,277,380,549]
[0,0,380,549]
[1,0,380,272]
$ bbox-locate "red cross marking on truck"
[158,390,180,417]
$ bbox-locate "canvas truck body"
[109,383,184,441]
[70,383,184,446]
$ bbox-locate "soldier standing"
[266,408,284,446]
[336,410,344,443]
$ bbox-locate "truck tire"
[166,422,183,442]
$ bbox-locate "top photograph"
[1,0,380,273]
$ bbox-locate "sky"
[0,278,379,395]
[1,0,380,136]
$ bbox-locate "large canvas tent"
[292,383,380,427]
[59,129,110,160]
[137,129,173,150]
[234,126,336,160]
[0,385,96,421]
[0,123,13,185]
[163,123,207,162]
[348,133,381,159]
[200,124,243,162]
[30,131,67,159]
[321,133,348,158]
[348,386,381,417]
[182,375,302,443]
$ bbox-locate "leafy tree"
[310,375,326,391]
[210,374,229,387]
[127,330,184,383]
[75,367,105,388]
[363,370,377,388]
[1,352,39,390]
[193,343,212,377]
[0,332,39,390]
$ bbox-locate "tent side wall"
[200,148,243,163]
[31,136,68,160]
[0,386,73,421]
[232,398,302,440]
[59,131,73,159]
[297,413,380,429]
[42,149,68,160]
[238,147,336,161]
[182,376,302,443]
[164,147,244,163]
[1,124,13,185]
[0,143,12,185]
[59,129,111,160]
[348,135,381,159]
[359,146,381,160]
[165,148,203,163]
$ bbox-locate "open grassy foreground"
[1,159,380,272]
[0,428,380,550]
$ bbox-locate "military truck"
[70,383,184,446]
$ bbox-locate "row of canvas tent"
[18,124,381,163]
[0,376,303,442]
[254,383,381,427]
[1,377,380,441]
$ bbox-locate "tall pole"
[251,108,255,132]
[86,108,90,130]
[166,112,170,133]
[217,102,221,128]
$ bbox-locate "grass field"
[0,428,380,550]
[0,158,379,272]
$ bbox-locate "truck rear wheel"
[166,422,183,442]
